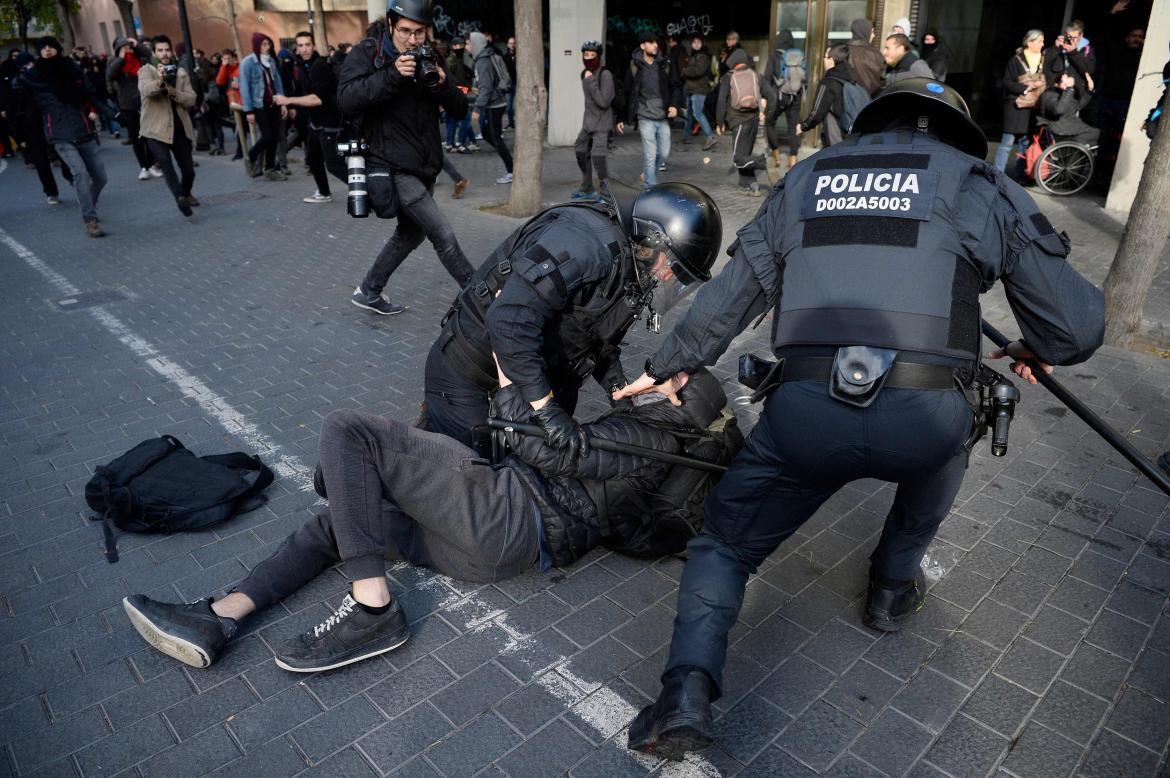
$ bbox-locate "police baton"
[485,418,728,474]
[981,320,1170,496]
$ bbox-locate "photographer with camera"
[339,0,474,316]
[138,35,199,217]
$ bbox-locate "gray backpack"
[839,80,871,133]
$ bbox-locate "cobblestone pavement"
[1,127,1169,778]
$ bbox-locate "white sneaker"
[137,168,151,181]
[303,192,332,203]
[46,196,59,205]
[149,165,164,178]
[496,172,513,184]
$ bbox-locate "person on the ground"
[796,43,860,147]
[239,32,287,180]
[425,182,722,454]
[0,52,62,204]
[339,0,474,316]
[764,29,804,170]
[274,30,347,204]
[469,31,513,184]
[107,36,160,180]
[715,48,772,196]
[138,35,199,218]
[443,35,474,152]
[848,19,885,96]
[995,29,1045,175]
[15,36,114,238]
[570,40,615,202]
[620,31,681,189]
[920,29,949,82]
[121,367,731,673]
[615,77,1105,760]
[682,35,717,151]
[1041,71,1100,146]
[883,33,933,85]
[1045,19,1096,95]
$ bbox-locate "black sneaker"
[123,594,237,668]
[350,286,406,315]
[863,569,926,632]
[274,593,409,672]
[176,196,193,216]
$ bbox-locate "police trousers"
[665,379,971,694]
[233,408,540,609]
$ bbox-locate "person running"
[138,35,199,217]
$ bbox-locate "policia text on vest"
[808,170,931,215]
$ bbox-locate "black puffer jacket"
[494,386,679,567]
[337,20,467,180]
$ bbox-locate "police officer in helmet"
[427,182,722,455]
[616,78,1105,760]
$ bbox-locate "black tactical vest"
[439,203,641,391]
[770,133,983,362]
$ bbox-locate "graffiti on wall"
[432,5,482,39]
[606,16,659,37]
[665,14,714,37]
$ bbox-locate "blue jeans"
[638,118,671,187]
[685,92,714,139]
[54,138,108,222]
[664,379,971,694]
[993,132,1030,176]
[446,114,472,146]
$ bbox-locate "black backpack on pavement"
[85,435,274,563]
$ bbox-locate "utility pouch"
[738,353,784,403]
[829,347,898,408]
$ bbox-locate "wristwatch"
[644,358,671,386]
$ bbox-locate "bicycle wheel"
[1035,142,1095,196]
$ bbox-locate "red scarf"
[122,50,141,76]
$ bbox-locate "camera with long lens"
[159,62,178,87]
[336,139,369,218]
[403,45,441,88]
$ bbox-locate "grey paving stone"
[207,735,307,777]
[821,661,903,724]
[924,714,1008,778]
[739,745,817,777]
[497,719,601,777]
[101,667,192,728]
[713,649,772,714]
[568,637,642,691]
[1048,576,1110,621]
[1022,605,1090,656]
[605,570,678,615]
[776,700,863,772]
[1079,730,1160,777]
[891,668,969,733]
[496,680,578,737]
[731,613,813,670]
[1085,609,1150,661]
[1127,553,1170,595]
[999,722,1084,778]
[761,552,829,595]
[227,684,322,750]
[383,615,460,672]
[995,638,1065,696]
[290,694,386,764]
[358,703,453,773]
[822,753,886,777]
[301,653,397,709]
[863,630,938,681]
[904,596,967,646]
[307,747,378,776]
[164,677,258,740]
[497,628,580,684]
[75,713,176,778]
[548,564,622,607]
[849,708,934,778]
[1129,647,1170,701]
[0,695,50,741]
[980,518,1043,556]
[989,569,1053,617]
[1067,550,1128,590]
[567,738,653,778]
[10,706,109,773]
[712,692,792,765]
[425,712,522,777]
[365,654,456,719]
[928,631,1002,689]
[430,623,514,676]
[753,654,836,718]
[737,576,789,628]
[961,542,1021,581]
[43,661,137,717]
[1105,688,1170,753]
[555,597,633,648]
[1031,680,1108,746]
[430,662,520,726]
[612,603,674,658]
[961,673,1039,738]
[1059,642,1133,701]
[799,618,875,675]
[1104,579,1165,625]
[137,725,241,778]
[930,566,996,612]
[778,584,853,633]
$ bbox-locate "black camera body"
[159,62,178,87]
[403,45,441,88]
[964,365,1020,457]
[336,140,370,218]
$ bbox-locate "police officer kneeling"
[618,78,1105,760]
[426,182,722,454]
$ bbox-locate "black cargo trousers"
[664,378,972,694]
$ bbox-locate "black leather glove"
[531,400,591,459]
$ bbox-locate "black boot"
[627,666,715,761]
[863,568,926,632]
[313,463,327,499]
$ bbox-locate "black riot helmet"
[627,183,722,285]
[851,77,988,159]
[386,0,431,25]
[581,40,603,53]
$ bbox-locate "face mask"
[582,56,601,71]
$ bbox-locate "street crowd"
[2,0,1168,767]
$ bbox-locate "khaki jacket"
[138,63,196,145]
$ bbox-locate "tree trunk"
[112,0,135,40]
[55,0,75,51]
[508,0,545,217]
[1103,87,1170,347]
[312,0,329,50]
[222,0,243,57]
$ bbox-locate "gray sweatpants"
[235,409,540,610]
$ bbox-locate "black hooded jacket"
[337,20,468,180]
[15,56,110,143]
[799,62,858,133]
[919,30,950,82]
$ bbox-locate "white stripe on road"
[0,227,313,490]
[2,225,719,774]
